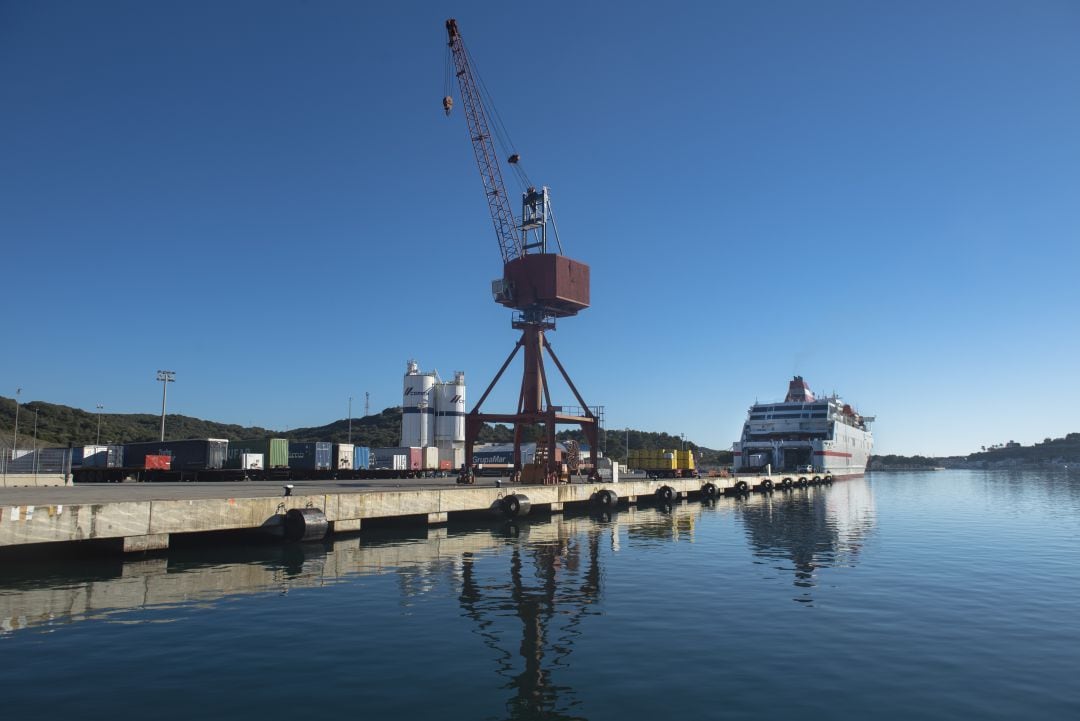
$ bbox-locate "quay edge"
[0,475,834,553]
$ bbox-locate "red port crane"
[444,18,601,484]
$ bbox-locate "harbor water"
[2,470,1078,720]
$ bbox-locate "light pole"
[625,426,629,461]
[348,396,353,444]
[32,408,38,477]
[156,370,175,441]
[96,404,104,445]
[11,387,21,460]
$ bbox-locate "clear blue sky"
[2,1,1078,456]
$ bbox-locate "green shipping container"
[226,438,290,469]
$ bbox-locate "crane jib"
[445,19,523,264]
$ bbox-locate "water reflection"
[736,479,877,603]
[460,522,604,720]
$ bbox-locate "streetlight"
[348,396,353,444]
[156,370,175,441]
[96,404,104,445]
[32,408,38,477]
[11,387,21,460]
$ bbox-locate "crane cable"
[461,43,533,192]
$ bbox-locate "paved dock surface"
[0,477,485,506]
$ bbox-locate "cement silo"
[401,360,436,448]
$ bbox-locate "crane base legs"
[463,323,600,484]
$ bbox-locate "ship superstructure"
[733,377,873,478]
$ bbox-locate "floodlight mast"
[156,370,175,442]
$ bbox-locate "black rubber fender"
[655,485,676,503]
[592,489,619,508]
[797,476,809,487]
[759,478,774,492]
[735,480,749,494]
[812,475,822,485]
[502,493,531,518]
[700,482,718,498]
[781,477,793,489]
[823,475,834,484]
[284,508,329,543]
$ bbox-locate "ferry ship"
[733,377,873,479]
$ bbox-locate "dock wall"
[0,477,732,550]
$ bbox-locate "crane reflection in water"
[733,477,877,603]
[457,518,608,721]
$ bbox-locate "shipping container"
[144,454,171,470]
[71,445,124,468]
[288,442,333,471]
[240,453,264,470]
[121,439,228,470]
[354,446,371,470]
[373,446,422,470]
[333,443,355,470]
[226,439,289,469]
[422,446,439,470]
[372,447,419,470]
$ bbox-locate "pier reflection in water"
[3,471,1079,721]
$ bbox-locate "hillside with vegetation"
[870,434,1080,470]
[0,395,731,465]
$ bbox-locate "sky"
[2,0,1078,456]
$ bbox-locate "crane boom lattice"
[446,19,522,264]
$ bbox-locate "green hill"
[0,395,729,464]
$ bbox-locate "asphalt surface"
[0,477,503,506]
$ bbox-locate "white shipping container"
[392,454,407,471]
[422,446,439,470]
[335,443,354,470]
[241,453,264,470]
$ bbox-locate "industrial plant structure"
[399,359,466,472]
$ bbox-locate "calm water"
[2,470,1079,720]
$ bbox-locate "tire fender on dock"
[592,489,619,508]
[501,493,531,518]
[700,482,718,499]
[655,485,676,503]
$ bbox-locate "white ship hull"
[733,377,873,478]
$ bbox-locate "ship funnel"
[785,376,815,402]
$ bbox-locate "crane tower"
[444,18,601,483]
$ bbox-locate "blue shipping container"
[288,442,333,471]
[354,446,371,470]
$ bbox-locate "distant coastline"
[871,434,1079,471]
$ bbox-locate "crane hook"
[443,95,453,116]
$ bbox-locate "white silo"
[435,371,466,444]
[401,359,436,448]
[435,370,466,469]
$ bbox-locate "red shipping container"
[144,454,172,470]
[439,460,452,471]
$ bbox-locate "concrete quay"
[0,475,748,553]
